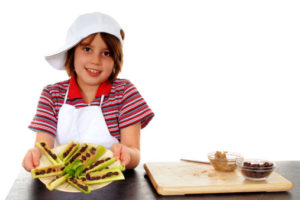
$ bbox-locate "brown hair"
[64,30,125,82]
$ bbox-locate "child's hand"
[22,147,41,172]
[111,143,131,167]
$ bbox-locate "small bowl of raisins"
[237,159,275,181]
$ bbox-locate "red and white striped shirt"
[29,76,154,140]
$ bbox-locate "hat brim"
[45,42,78,70]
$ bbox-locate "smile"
[85,67,101,74]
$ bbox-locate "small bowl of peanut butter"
[207,151,243,172]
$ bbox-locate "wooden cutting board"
[144,162,293,195]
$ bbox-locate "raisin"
[86,174,91,180]
[80,145,88,153]
[113,172,119,176]
[106,172,113,177]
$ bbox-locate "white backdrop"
[1,0,299,199]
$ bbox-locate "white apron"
[56,86,119,149]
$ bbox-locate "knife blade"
[180,159,210,165]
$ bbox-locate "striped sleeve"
[28,86,58,136]
[118,80,154,129]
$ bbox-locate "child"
[22,12,154,171]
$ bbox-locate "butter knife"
[180,159,210,165]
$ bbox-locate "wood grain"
[144,162,293,195]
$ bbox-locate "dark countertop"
[6,161,300,200]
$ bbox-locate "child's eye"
[103,51,111,56]
[83,47,92,52]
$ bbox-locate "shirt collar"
[68,75,112,100]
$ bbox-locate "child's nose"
[91,53,102,65]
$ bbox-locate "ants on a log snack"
[37,142,62,165]
[31,141,125,194]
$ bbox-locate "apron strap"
[100,95,105,106]
[64,85,70,104]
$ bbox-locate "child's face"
[74,33,114,89]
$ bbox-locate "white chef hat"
[45,12,123,70]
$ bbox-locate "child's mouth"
[85,67,101,76]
